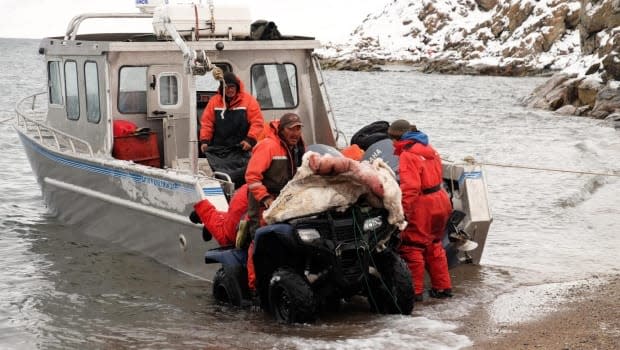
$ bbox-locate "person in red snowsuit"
[190,184,249,246]
[389,119,453,301]
[245,113,305,292]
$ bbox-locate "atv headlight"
[297,228,321,242]
[363,216,383,232]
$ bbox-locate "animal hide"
[263,152,407,230]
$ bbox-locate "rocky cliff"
[523,0,619,119]
[318,0,619,119]
[318,0,584,75]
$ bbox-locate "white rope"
[456,157,620,177]
[480,161,619,177]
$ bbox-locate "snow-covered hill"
[318,0,619,119]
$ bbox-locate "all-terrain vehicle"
[205,202,414,323]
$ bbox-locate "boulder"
[542,6,569,51]
[565,4,581,29]
[603,112,620,129]
[555,104,578,115]
[580,0,620,35]
[476,0,498,11]
[585,62,601,75]
[524,73,574,105]
[602,51,620,80]
[523,74,581,110]
[505,1,536,32]
[319,58,381,72]
[577,78,603,107]
[579,0,620,54]
[419,3,450,34]
[523,1,620,119]
[591,86,620,118]
[555,103,593,116]
[576,105,593,116]
[547,78,579,109]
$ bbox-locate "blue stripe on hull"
[18,132,222,196]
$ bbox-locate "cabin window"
[64,60,80,120]
[196,63,231,92]
[119,66,147,114]
[250,63,298,109]
[85,61,101,123]
[48,61,62,105]
[159,73,180,106]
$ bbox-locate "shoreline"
[460,275,620,349]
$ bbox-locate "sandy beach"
[461,275,620,349]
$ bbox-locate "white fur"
[263,151,406,230]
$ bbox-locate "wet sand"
[461,275,620,349]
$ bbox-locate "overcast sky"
[0,0,383,42]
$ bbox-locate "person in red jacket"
[199,72,264,153]
[245,113,305,292]
[388,119,453,301]
[189,184,249,246]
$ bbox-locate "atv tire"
[367,250,414,315]
[268,268,316,323]
[212,265,248,307]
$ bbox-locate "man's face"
[281,125,302,147]
[225,84,238,99]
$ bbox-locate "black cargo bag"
[351,120,390,151]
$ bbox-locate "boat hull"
[16,129,220,281]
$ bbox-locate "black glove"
[202,227,212,242]
[189,210,202,224]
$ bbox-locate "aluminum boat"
[14,0,491,281]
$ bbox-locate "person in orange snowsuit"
[245,113,305,292]
[199,72,264,187]
[199,72,264,153]
[389,119,453,301]
[189,184,249,246]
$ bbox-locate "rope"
[0,117,13,124]
[444,156,619,178]
[477,161,619,178]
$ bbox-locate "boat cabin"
[38,2,340,175]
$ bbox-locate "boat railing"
[64,13,152,40]
[15,92,94,157]
[311,54,347,147]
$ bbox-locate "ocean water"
[1,38,619,349]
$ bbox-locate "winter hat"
[223,72,239,89]
[278,113,303,130]
[388,119,417,139]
